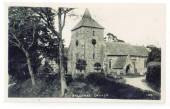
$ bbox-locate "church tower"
[68,9,105,75]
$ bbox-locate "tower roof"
[83,8,92,18]
[72,8,104,31]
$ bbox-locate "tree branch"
[64,8,74,14]
[9,39,20,48]
[9,31,21,46]
[34,8,61,38]
[61,12,66,31]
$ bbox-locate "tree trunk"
[23,47,35,86]
[59,42,67,96]
[58,8,67,97]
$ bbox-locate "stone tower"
[68,9,105,75]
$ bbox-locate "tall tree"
[57,8,74,96]
[8,7,40,85]
[9,7,74,96]
[8,7,58,86]
[34,7,74,96]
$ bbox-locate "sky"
[53,4,165,47]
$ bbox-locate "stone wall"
[130,56,147,75]
[68,27,105,75]
[104,55,147,75]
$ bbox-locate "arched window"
[94,62,101,72]
[92,39,96,59]
[76,40,78,46]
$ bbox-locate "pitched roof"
[106,42,148,57]
[112,57,127,69]
[72,9,104,31]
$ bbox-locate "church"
[67,9,148,76]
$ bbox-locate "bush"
[126,73,141,77]
[8,74,60,97]
[85,72,160,99]
[76,59,87,72]
[73,73,85,82]
[85,73,105,86]
[146,62,161,91]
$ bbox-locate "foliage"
[8,74,60,97]
[73,73,85,82]
[85,73,160,99]
[9,72,160,99]
[9,6,74,96]
[146,62,161,92]
[8,6,59,62]
[76,59,87,72]
[147,47,161,63]
[106,32,125,42]
[8,7,43,85]
[146,46,161,92]
[106,33,117,39]
[9,7,39,49]
[8,46,30,82]
[63,56,68,73]
[8,7,61,85]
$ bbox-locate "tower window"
[76,40,78,46]
[92,39,96,59]
[91,39,96,46]
[93,31,95,36]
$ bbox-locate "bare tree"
[57,7,74,96]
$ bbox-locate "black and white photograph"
[7,4,165,101]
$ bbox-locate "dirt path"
[124,76,158,93]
